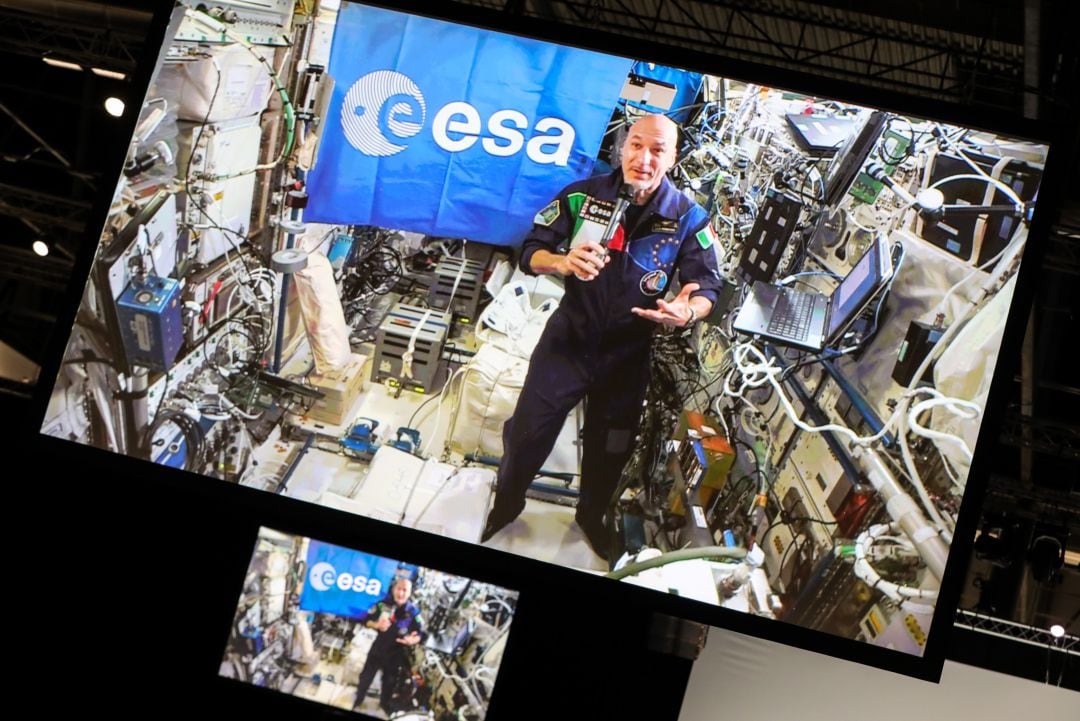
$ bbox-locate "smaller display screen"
[219,527,520,720]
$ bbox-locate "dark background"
[2,0,1077,713]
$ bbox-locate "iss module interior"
[42,0,1050,661]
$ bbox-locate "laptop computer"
[732,233,893,352]
[785,113,856,157]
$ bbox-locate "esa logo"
[342,70,574,166]
[308,562,383,595]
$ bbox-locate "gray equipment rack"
[428,256,485,323]
[372,302,452,394]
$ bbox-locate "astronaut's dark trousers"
[485,310,650,543]
[354,647,405,713]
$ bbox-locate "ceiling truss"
[481,0,1038,110]
[0,5,143,75]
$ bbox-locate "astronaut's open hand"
[632,283,700,327]
[396,632,421,646]
[563,242,611,280]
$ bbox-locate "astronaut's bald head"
[621,114,678,196]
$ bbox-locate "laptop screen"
[827,236,887,340]
[820,110,887,207]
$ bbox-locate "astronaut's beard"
[624,169,652,189]
[625,174,660,202]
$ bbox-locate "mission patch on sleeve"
[534,199,560,226]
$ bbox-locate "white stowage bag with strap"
[292,251,352,374]
[930,273,1018,479]
[474,280,560,360]
[449,281,559,457]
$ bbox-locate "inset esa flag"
[305,4,633,246]
[298,540,412,618]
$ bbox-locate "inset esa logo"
[308,561,384,595]
[342,69,575,165]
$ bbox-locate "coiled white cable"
[854,522,938,614]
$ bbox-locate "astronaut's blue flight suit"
[353,596,425,712]
[485,169,723,549]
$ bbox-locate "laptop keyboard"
[767,288,814,340]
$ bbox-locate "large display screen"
[35,0,1055,679]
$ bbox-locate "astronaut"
[353,577,425,714]
[480,114,723,557]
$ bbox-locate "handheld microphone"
[599,183,637,253]
[573,184,637,281]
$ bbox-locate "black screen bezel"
[26,0,1070,688]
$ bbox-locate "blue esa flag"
[298,540,412,619]
[305,4,633,246]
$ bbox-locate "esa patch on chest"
[639,269,668,295]
[571,195,626,250]
[579,196,616,225]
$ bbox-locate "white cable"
[929,173,1024,209]
[218,391,263,421]
[725,341,967,544]
[711,396,731,440]
[728,341,977,457]
[472,666,496,686]
[845,206,877,233]
[854,523,939,614]
[421,376,451,457]
[197,408,230,422]
[738,403,765,437]
[726,341,899,445]
[446,249,469,314]
[939,451,965,490]
[430,653,493,684]
[896,410,955,543]
[420,366,468,457]
[482,598,515,617]
[401,309,433,380]
[907,393,980,465]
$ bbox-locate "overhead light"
[32,240,49,257]
[91,67,127,81]
[1050,624,1065,638]
[41,55,127,80]
[104,97,126,117]
[42,55,83,72]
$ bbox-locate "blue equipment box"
[153,416,215,470]
[117,275,184,371]
[328,232,354,270]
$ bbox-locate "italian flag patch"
[695,223,719,250]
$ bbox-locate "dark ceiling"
[0,0,151,369]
